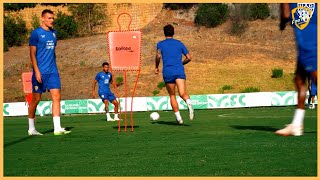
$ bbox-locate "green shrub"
[164,3,195,10]
[31,14,40,30]
[116,76,124,85]
[80,61,85,66]
[157,82,166,89]
[152,90,160,96]
[54,11,78,40]
[195,3,228,28]
[222,85,233,91]
[271,68,283,78]
[4,3,36,11]
[4,14,28,47]
[241,87,260,93]
[4,39,9,52]
[248,3,270,20]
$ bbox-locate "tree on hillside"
[68,3,107,35]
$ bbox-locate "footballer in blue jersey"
[92,62,120,121]
[276,3,317,136]
[155,24,194,124]
[27,9,70,136]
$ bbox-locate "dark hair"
[42,9,54,17]
[102,62,109,67]
[163,24,174,37]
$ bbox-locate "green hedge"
[163,3,196,10]
[54,11,78,40]
[195,3,228,28]
[4,15,28,47]
[248,3,270,20]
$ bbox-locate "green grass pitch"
[3,107,317,176]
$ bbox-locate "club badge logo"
[291,3,315,30]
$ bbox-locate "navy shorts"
[298,58,317,74]
[32,73,61,93]
[99,92,116,102]
[163,74,186,84]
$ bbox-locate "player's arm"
[280,3,291,31]
[155,49,161,74]
[182,53,191,65]
[30,46,42,83]
[92,79,97,98]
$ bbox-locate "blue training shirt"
[95,71,112,94]
[289,3,317,64]
[29,27,58,74]
[156,38,189,77]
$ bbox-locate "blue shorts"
[99,92,116,102]
[298,58,317,74]
[163,74,186,84]
[32,73,61,93]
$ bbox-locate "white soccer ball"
[150,112,160,121]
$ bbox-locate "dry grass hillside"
[3,8,297,102]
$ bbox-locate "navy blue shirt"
[29,27,58,74]
[289,3,317,64]
[95,71,112,94]
[156,38,189,77]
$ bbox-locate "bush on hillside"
[4,39,9,52]
[4,14,28,47]
[157,82,166,89]
[163,3,196,10]
[152,90,160,96]
[271,68,283,78]
[54,11,78,40]
[241,87,260,93]
[248,3,270,20]
[195,3,229,28]
[4,3,36,11]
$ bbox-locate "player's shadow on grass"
[152,121,190,126]
[230,125,317,134]
[4,127,74,148]
[230,125,279,132]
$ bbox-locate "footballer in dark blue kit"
[27,9,70,136]
[92,62,120,121]
[276,3,317,136]
[155,24,194,124]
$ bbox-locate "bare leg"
[27,93,42,135]
[50,89,61,117]
[50,89,62,132]
[28,93,41,119]
[275,70,306,136]
[175,79,190,101]
[111,99,119,114]
[295,73,307,109]
[166,83,178,112]
[176,78,194,120]
[311,71,317,85]
[166,83,183,124]
[112,99,120,120]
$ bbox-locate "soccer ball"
[150,112,160,121]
